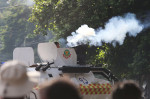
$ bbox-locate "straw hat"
[0,60,40,98]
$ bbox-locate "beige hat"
[0,60,40,98]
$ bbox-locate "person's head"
[40,78,81,99]
[54,42,60,48]
[0,60,39,99]
[112,80,142,99]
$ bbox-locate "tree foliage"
[30,0,136,37]
[0,0,47,62]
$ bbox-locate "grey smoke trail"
[26,0,35,6]
[143,12,150,29]
[67,13,144,47]
[58,38,67,48]
[7,0,35,6]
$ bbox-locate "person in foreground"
[39,78,82,99]
[0,60,39,99]
[111,80,142,99]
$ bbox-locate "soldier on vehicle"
[54,42,60,48]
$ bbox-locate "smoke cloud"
[67,13,144,47]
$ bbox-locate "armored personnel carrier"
[13,42,118,99]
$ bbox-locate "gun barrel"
[42,62,54,71]
[58,66,118,81]
[59,66,91,73]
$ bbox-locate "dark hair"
[40,78,81,99]
[54,42,59,45]
[112,80,142,99]
[54,42,60,48]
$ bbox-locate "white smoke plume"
[67,13,144,47]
